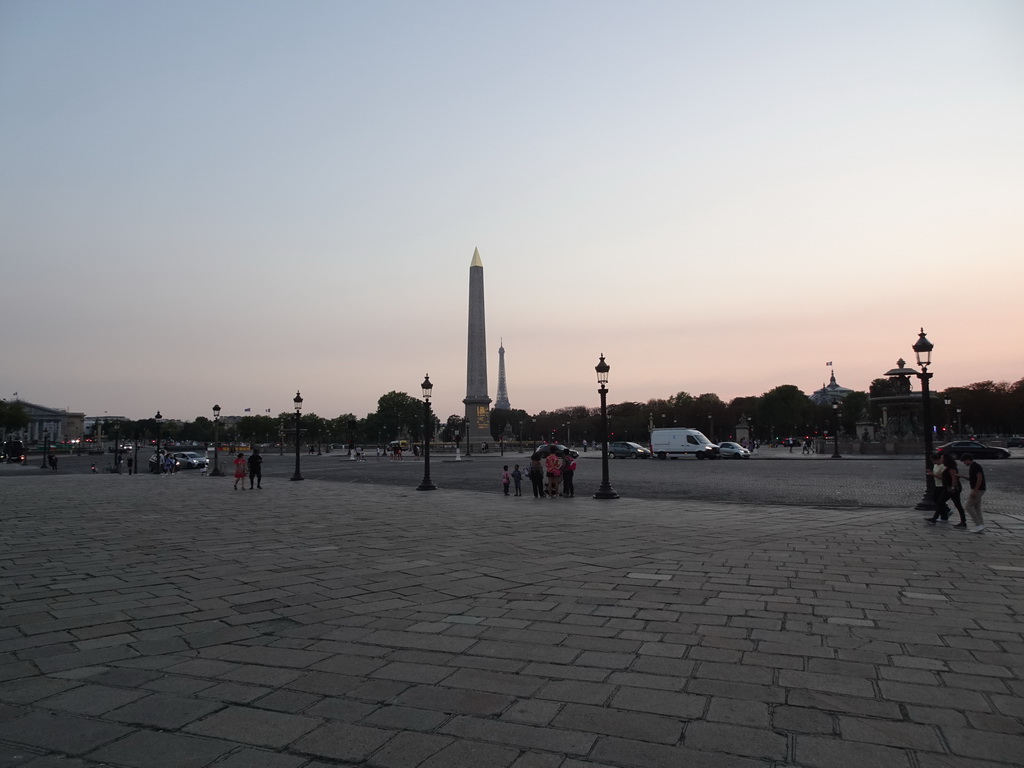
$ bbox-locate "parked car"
[717,441,751,459]
[935,441,1011,460]
[608,441,651,459]
[172,451,208,469]
[531,444,580,459]
[1007,436,1024,448]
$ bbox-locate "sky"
[2,0,1022,423]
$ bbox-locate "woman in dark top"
[941,454,966,527]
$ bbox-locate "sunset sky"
[2,1,1021,422]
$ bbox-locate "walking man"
[248,447,263,489]
[961,453,986,533]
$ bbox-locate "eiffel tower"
[495,339,511,410]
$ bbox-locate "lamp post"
[154,411,163,473]
[133,431,139,476]
[210,404,223,476]
[912,329,935,511]
[40,429,49,469]
[707,414,713,441]
[593,354,619,500]
[943,397,951,440]
[831,401,842,459]
[957,407,962,437]
[417,374,436,491]
[113,422,121,472]
[279,420,284,455]
[565,421,571,447]
[291,392,304,481]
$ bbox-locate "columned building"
[5,399,86,444]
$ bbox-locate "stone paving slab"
[0,474,1021,767]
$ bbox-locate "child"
[233,452,247,490]
[511,465,523,496]
[501,465,511,495]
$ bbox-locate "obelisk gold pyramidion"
[463,248,491,452]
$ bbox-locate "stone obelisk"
[463,248,492,452]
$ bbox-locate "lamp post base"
[914,493,935,511]
[290,475,304,481]
[209,468,223,477]
[593,484,619,500]
[416,481,436,491]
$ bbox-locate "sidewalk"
[0,474,1022,767]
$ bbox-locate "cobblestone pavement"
[0,473,1022,767]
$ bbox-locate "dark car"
[1007,436,1024,448]
[3,440,26,463]
[531,444,580,459]
[608,441,651,459]
[935,441,1011,460]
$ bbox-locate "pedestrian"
[126,456,134,475]
[960,453,986,533]
[163,453,175,474]
[941,454,967,528]
[511,464,523,496]
[582,439,588,453]
[502,465,511,495]
[529,453,544,498]
[562,454,576,497]
[248,447,263,489]
[233,452,247,490]
[925,452,951,523]
[544,451,562,497]
[48,453,58,471]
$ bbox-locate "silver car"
[172,451,209,469]
[608,441,652,459]
[717,441,751,459]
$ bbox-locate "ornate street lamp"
[210,404,223,476]
[417,374,436,491]
[943,397,952,439]
[831,401,842,459]
[594,354,619,499]
[154,411,163,473]
[291,392,304,481]
[912,328,935,511]
[707,414,713,441]
[957,407,962,437]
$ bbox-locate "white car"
[172,451,208,469]
[717,441,751,459]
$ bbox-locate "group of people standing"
[926,451,986,532]
[520,450,577,498]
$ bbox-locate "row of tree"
[8,376,1021,449]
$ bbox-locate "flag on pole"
[266,409,271,413]
[825,361,832,366]
[244,408,251,412]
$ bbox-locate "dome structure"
[809,369,855,405]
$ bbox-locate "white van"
[650,428,720,460]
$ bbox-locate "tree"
[760,385,815,438]
[371,391,423,441]
[0,401,29,433]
